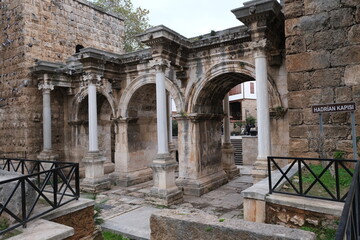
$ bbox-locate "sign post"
[312,102,357,160]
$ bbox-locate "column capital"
[38,82,54,91]
[150,58,170,72]
[82,72,102,85]
[249,39,268,58]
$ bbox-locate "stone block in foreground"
[150,210,316,240]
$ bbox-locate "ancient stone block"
[286,51,330,72]
[304,0,340,15]
[325,126,351,138]
[305,29,346,51]
[287,72,309,91]
[331,45,360,66]
[348,24,360,44]
[341,0,359,7]
[288,110,303,125]
[288,91,307,109]
[289,139,309,152]
[290,215,305,226]
[298,12,330,32]
[353,85,360,98]
[342,64,360,87]
[284,0,304,19]
[289,125,311,138]
[335,87,353,102]
[336,140,354,153]
[286,35,305,54]
[285,18,301,36]
[309,68,343,88]
[330,8,355,29]
[302,108,319,125]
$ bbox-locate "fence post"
[21,178,27,228]
[268,157,272,193]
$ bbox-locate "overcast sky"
[130,0,248,38]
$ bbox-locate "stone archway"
[187,60,282,113]
[112,74,185,186]
[69,86,117,170]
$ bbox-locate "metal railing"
[336,161,360,240]
[0,158,79,235]
[268,156,357,202]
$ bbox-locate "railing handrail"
[0,158,80,236]
[268,156,356,202]
[335,161,360,239]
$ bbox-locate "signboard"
[312,102,356,114]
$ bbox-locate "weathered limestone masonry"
[0,0,124,160]
[6,0,288,198]
[285,0,360,158]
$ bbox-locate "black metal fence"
[0,158,79,235]
[268,156,356,202]
[335,161,360,240]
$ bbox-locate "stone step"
[231,139,243,165]
[7,219,74,240]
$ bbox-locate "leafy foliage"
[103,231,130,240]
[93,0,151,52]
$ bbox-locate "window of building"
[250,82,254,94]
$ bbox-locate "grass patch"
[281,164,354,199]
[102,231,130,240]
[301,226,337,240]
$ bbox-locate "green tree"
[93,0,151,52]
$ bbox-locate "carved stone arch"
[118,73,185,118]
[71,86,117,122]
[187,60,282,113]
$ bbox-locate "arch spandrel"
[186,60,282,113]
[71,86,117,122]
[118,73,185,118]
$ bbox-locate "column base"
[37,150,59,171]
[109,168,153,187]
[146,153,183,206]
[146,188,183,206]
[81,151,110,193]
[222,143,240,180]
[81,177,111,193]
[37,150,59,161]
[252,157,269,183]
[176,170,228,197]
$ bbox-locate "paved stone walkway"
[90,166,253,240]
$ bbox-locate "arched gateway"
[31,0,285,204]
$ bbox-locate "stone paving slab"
[8,219,74,240]
[101,206,159,240]
[98,166,254,240]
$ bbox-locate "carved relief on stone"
[149,58,171,72]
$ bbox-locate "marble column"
[81,75,110,192]
[147,58,183,205]
[252,49,271,182]
[38,74,58,162]
[222,93,240,179]
[167,94,177,163]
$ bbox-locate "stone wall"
[0,0,124,158]
[150,210,316,240]
[52,205,95,240]
[266,202,339,229]
[285,0,360,158]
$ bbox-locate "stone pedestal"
[176,170,228,197]
[221,143,240,180]
[252,158,269,184]
[37,150,59,171]
[81,152,110,193]
[146,153,183,206]
[109,168,153,187]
